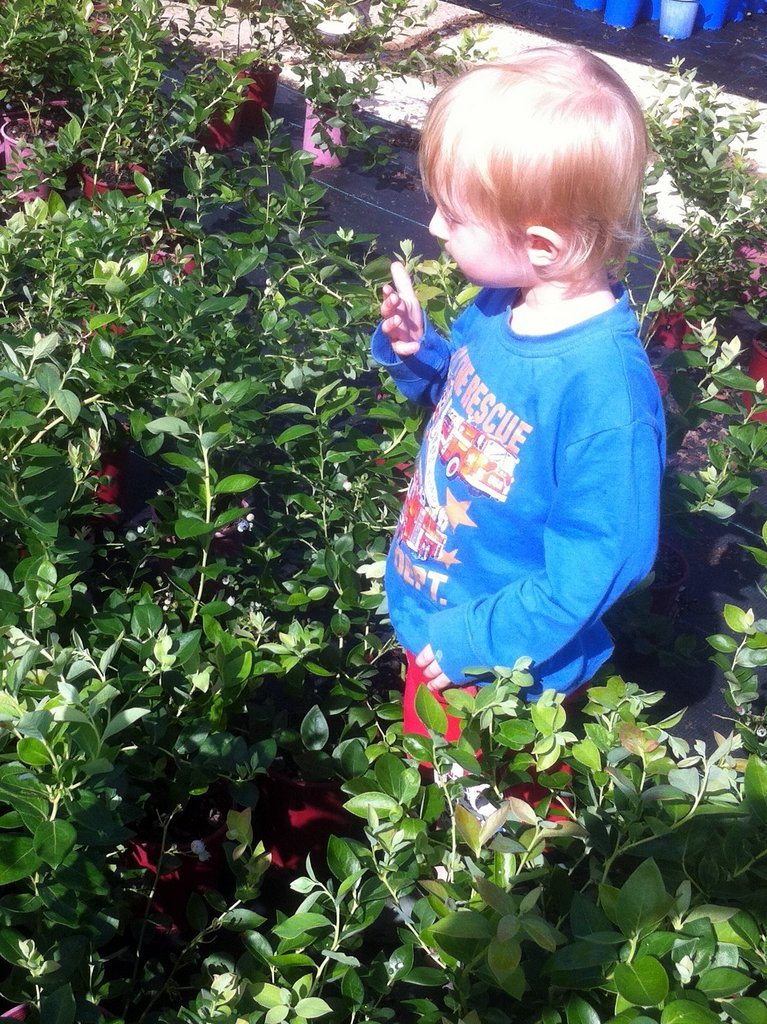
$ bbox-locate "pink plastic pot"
[0,1007,27,1021]
[740,243,767,303]
[0,114,53,201]
[302,102,346,169]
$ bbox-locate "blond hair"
[419,46,648,280]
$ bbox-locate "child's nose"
[429,209,449,241]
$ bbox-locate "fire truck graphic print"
[438,407,518,501]
[399,488,449,561]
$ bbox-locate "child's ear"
[524,226,564,269]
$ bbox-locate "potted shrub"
[66,0,243,194]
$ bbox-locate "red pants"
[402,651,580,814]
[402,651,478,742]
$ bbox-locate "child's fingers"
[392,339,421,357]
[390,261,417,305]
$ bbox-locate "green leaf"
[326,835,361,882]
[696,967,752,997]
[613,956,669,1006]
[102,707,150,742]
[174,515,214,539]
[374,753,408,800]
[275,424,315,445]
[252,983,286,1009]
[729,997,767,1024]
[707,633,738,653]
[0,836,43,884]
[660,1001,720,1024]
[431,910,493,961]
[0,928,24,966]
[565,996,601,1024]
[615,860,672,937]
[300,705,329,751]
[33,819,76,868]
[487,936,522,989]
[272,912,332,939]
[414,684,448,736]
[667,768,700,797]
[455,803,481,856]
[723,604,754,634]
[145,416,191,436]
[215,474,258,495]
[572,738,602,772]
[41,982,76,1024]
[344,792,401,819]
[53,389,81,423]
[294,998,333,1019]
[17,736,50,766]
[744,756,767,826]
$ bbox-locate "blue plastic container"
[696,0,729,28]
[604,0,643,27]
[659,0,698,35]
[573,0,606,12]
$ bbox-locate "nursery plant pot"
[302,102,346,169]
[0,1007,27,1021]
[603,0,644,27]
[652,368,669,398]
[650,540,689,617]
[149,248,197,277]
[198,66,280,151]
[648,311,698,349]
[740,243,767,304]
[659,0,699,36]
[78,162,146,198]
[0,114,55,202]
[573,0,606,11]
[696,0,729,27]
[235,65,280,139]
[745,332,767,423]
[256,770,357,873]
[126,796,230,934]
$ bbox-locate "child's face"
[429,207,535,289]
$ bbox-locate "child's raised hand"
[380,261,424,357]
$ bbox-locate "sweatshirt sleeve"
[426,419,663,685]
[371,315,452,407]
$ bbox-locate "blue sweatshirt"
[372,284,666,697]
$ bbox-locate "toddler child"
[371,45,666,740]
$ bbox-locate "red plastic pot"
[149,248,197,276]
[127,822,229,933]
[652,368,669,398]
[745,331,767,422]
[198,66,280,152]
[256,770,357,872]
[648,310,698,350]
[78,162,146,198]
